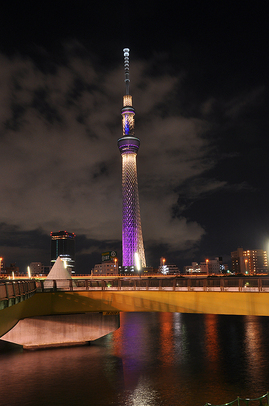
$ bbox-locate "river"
[0,312,269,405]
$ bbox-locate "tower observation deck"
[118,48,146,269]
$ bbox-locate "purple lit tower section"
[117,48,146,268]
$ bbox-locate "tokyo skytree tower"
[117,48,146,269]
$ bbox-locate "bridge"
[1,276,269,348]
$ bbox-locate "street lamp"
[162,258,166,274]
[206,259,209,275]
[245,259,248,275]
[135,252,141,277]
[114,258,118,274]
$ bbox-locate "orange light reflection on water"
[204,313,220,364]
[159,312,174,366]
[203,313,229,405]
[244,315,265,393]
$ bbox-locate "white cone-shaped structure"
[44,256,75,289]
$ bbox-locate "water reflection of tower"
[117,48,146,268]
[50,231,75,272]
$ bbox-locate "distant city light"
[161,265,169,275]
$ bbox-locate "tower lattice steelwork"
[118,48,146,268]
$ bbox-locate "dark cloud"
[0,1,267,272]
[0,46,214,269]
[32,87,62,124]
[4,103,26,131]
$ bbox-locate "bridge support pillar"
[0,312,120,349]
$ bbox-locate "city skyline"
[0,2,268,272]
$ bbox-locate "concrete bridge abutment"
[1,312,120,349]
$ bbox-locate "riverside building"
[184,258,228,275]
[231,248,268,275]
[92,251,119,275]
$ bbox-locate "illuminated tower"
[117,48,146,269]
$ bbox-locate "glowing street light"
[135,252,141,271]
[160,257,169,275]
[206,259,209,275]
[244,259,248,274]
[27,266,31,279]
[162,258,166,274]
[114,258,118,274]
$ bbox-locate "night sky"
[0,1,268,273]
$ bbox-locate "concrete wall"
[1,312,120,348]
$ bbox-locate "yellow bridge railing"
[2,276,269,313]
[35,276,269,293]
[0,280,36,309]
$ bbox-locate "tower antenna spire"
[123,48,130,95]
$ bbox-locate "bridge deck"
[1,277,269,338]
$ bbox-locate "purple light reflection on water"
[1,313,269,405]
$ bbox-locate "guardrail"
[36,276,269,292]
[1,277,269,311]
[0,280,37,309]
[204,391,269,405]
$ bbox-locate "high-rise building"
[50,231,75,272]
[231,248,268,274]
[231,248,245,274]
[117,48,146,269]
